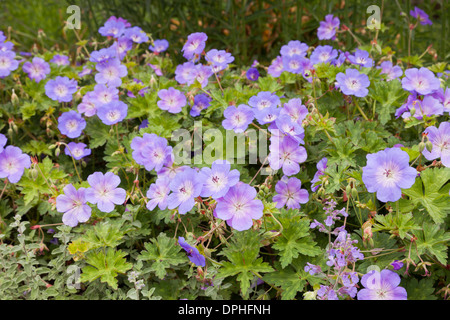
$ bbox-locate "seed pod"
[409,107,416,116]
[425,141,433,153]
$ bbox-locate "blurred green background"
[0,0,448,66]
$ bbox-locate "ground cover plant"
[0,1,449,300]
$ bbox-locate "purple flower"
[248,91,281,110]
[0,134,6,155]
[123,26,148,43]
[146,177,170,211]
[98,19,126,38]
[50,54,70,66]
[268,56,284,78]
[268,135,307,176]
[391,260,404,270]
[92,84,119,107]
[336,68,370,97]
[193,64,213,88]
[362,147,417,202]
[77,91,97,117]
[357,269,407,300]
[317,14,340,40]
[90,47,116,65]
[215,183,264,231]
[402,67,441,95]
[410,7,432,25]
[182,32,207,61]
[205,49,234,72]
[401,95,443,120]
[157,87,186,114]
[280,98,308,125]
[269,115,305,143]
[175,62,197,85]
[57,110,86,138]
[85,172,126,213]
[106,16,131,28]
[22,57,50,83]
[280,40,308,57]
[0,31,5,43]
[149,39,169,53]
[347,49,373,68]
[64,142,91,160]
[178,237,206,267]
[432,87,450,113]
[378,61,403,81]
[112,37,133,60]
[56,184,91,227]
[246,67,259,81]
[130,133,173,172]
[311,157,328,192]
[422,121,450,167]
[198,160,240,199]
[222,104,254,133]
[310,45,338,65]
[97,100,128,125]
[95,58,128,87]
[0,146,31,183]
[167,168,203,215]
[190,93,212,117]
[273,176,309,209]
[45,76,78,102]
[254,106,280,125]
[282,54,307,74]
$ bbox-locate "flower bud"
[345,184,352,196]
[409,107,416,116]
[351,187,358,199]
[418,141,425,152]
[425,141,433,153]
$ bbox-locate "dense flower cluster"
[0,4,446,300]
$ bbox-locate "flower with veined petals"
[0,146,31,183]
[362,147,417,202]
[273,176,309,209]
[215,183,264,231]
[357,269,407,300]
[198,160,240,199]
[56,184,91,227]
[146,177,170,211]
[167,168,204,215]
[85,172,126,213]
[421,121,450,167]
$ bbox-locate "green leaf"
[403,278,438,300]
[81,249,132,290]
[402,167,450,224]
[138,233,186,279]
[369,80,408,125]
[413,222,450,265]
[216,231,274,298]
[82,220,126,249]
[263,257,324,300]
[373,211,421,239]
[272,215,321,268]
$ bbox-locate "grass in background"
[0,0,448,66]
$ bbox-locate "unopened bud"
[351,187,358,199]
[409,107,416,116]
[55,147,61,157]
[11,89,19,106]
[418,141,425,153]
[345,185,352,196]
[425,141,433,153]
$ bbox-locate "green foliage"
[81,248,133,290]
